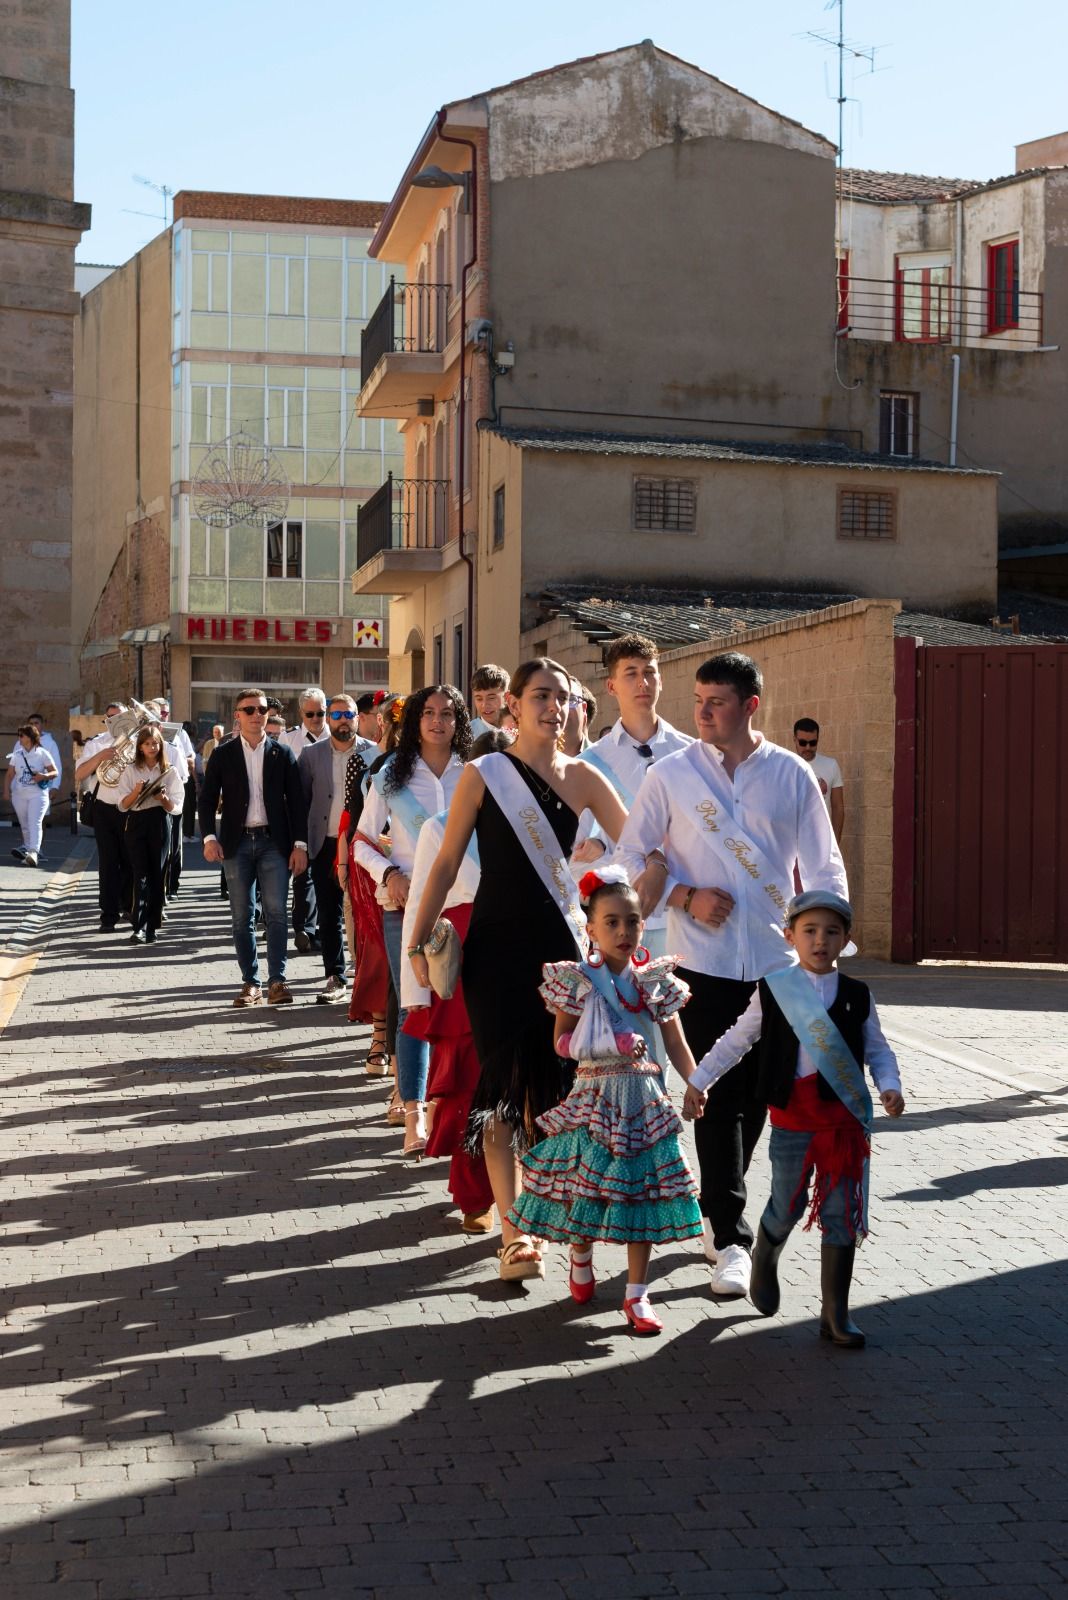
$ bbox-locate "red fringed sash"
[771,1076,870,1242]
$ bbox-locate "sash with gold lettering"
[670,743,792,926]
[476,751,587,956]
[764,965,874,1131]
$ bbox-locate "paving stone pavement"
[0,845,1066,1599]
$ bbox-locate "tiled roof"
[534,583,1061,651]
[491,426,990,475]
[173,192,386,229]
[839,166,1051,205]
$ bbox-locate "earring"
[586,942,604,968]
[632,945,651,967]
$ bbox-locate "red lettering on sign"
[211,619,227,640]
[253,619,268,641]
[315,620,332,643]
[294,619,309,642]
[232,619,247,641]
[187,618,205,640]
[274,621,290,642]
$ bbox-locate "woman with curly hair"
[352,685,472,1155]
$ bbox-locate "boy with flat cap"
[686,889,904,1348]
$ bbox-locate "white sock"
[625,1282,648,1300]
[570,1244,594,1285]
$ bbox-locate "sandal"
[385,1091,405,1126]
[498,1235,545,1282]
[402,1105,427,1158]
[365,1015,390,1076]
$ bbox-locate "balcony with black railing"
[353,474,452,594]
[357,278,454,418]
[840,275,1044,349]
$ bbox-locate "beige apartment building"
[0,0,89,777]
[73,192,400,732]
[354,42,1000,690]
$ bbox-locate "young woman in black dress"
[407,659,633,1282]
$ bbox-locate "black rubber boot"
[819,1243,865,1348]
[749,1223,788,1316]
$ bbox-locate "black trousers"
[291,864,318,937]
[164,808,183,897]
[125,808,169,935]
[182,779,198,838]
[677,969,767,1252]
[309,838,346,980]
[93,798,130,925]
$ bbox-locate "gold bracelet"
[683,886,696,916]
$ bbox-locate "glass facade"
[170,220,403,623]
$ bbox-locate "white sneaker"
[316,975,347,1004]
[701,1219,718,1264]
[709,1243,752,1297]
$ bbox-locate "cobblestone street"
[0,845,1066,1599]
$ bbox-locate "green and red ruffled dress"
[507,958,703,1246]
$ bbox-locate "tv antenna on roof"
[123,174,174,229]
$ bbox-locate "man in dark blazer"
[200,686,309,1008]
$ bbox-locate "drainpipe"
[949,353,960,467]
[434,107,478,691]
[953,198,964,346]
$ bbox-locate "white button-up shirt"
[163,738,188,787]
[115,760,185,812]
[79,730,123,805]
[616,735,847,982]
[691,966,901,1094]
[281,723,327,759]
[241,735,269,827]
[574,715,693,932]
[352,753,465,905]
[326,743,353,839]
[400,812,481,1010]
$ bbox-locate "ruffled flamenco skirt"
[508,1058,703,1246]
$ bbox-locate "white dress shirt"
[241,735,268,826]
[691,966,901,1095]
[352,753,465,907]
[282,723,327,758]
[36,731,61,783]
[116,761,184,812]
[79,730,123,805]
[326,743,353,839]
[163,738,188,787]
[8,744,56,784]
[400,812,481,1010]
[616,735,847,982]
[573,715,693,932]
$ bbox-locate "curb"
[0,838,95,1035]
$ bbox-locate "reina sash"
[476,751,586,956]
[583,960,661,1076]
[371,758,477,864]
[577,745,635,810]
[671,743,792,925]
[764,965,874,1131]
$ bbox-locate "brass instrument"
[97,701,181,786]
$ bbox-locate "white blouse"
[116,761,184,812]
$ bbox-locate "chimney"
[1015,132,1068,172]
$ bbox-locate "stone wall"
[521,598,899,956]
[0,0,89,790]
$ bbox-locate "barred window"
[633,476,697,533]
[837,488,896,541]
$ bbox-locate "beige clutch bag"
[425,917,461,1000]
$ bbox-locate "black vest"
[755,972,870,1110]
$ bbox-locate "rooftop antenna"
[802,0,882,389]
[123,174,174,230]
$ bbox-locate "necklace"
[611,972,645,1014]
[513,754,563,810]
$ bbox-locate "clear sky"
[73,0,1068,265]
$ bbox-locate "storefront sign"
[185,617,334,644]
[352,618,383,648]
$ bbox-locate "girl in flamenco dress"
[507,866,706,1334]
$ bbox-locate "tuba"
[97,700,157,786]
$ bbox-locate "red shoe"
[623,1295,664,1336]
[569,1248,596,1305]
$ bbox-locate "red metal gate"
[893,638,1068,961]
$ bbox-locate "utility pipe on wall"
[949,353,960,467]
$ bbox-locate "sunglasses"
[796,737,818,748]
[566,695,584,709]
[304,710,325,719]
[328,709,355,721]
[238,705,268,715]
[634,743,653,759]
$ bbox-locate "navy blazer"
[199,735,308,860]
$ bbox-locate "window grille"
[837,489,896,541]
[633,476,697,533]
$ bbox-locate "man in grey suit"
[299,693,377,1003]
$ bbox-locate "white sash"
[671,744,792,924]
[476,751,587,956]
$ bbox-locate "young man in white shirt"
[573,633,693,957]
[793,718,845,843]
[468,663,509,739]
[282,688,329,952]
[617,651,847,1298]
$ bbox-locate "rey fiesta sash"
[764,966,873,1131]
[476,751,586,956]
[583,960,661,1073]
[671,744,791,923]
[577,746,635,809]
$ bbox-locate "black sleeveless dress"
[463,755,580,1154]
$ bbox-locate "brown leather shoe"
[267,980,294,1005]
[233,983,262,1008]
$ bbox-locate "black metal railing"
[356,475,451,569]
[841,275,1044,348]
[360,278,452,378]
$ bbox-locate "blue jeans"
[762,1125,855,1249]
[382,909,429,1102]
[224,831,290,986]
